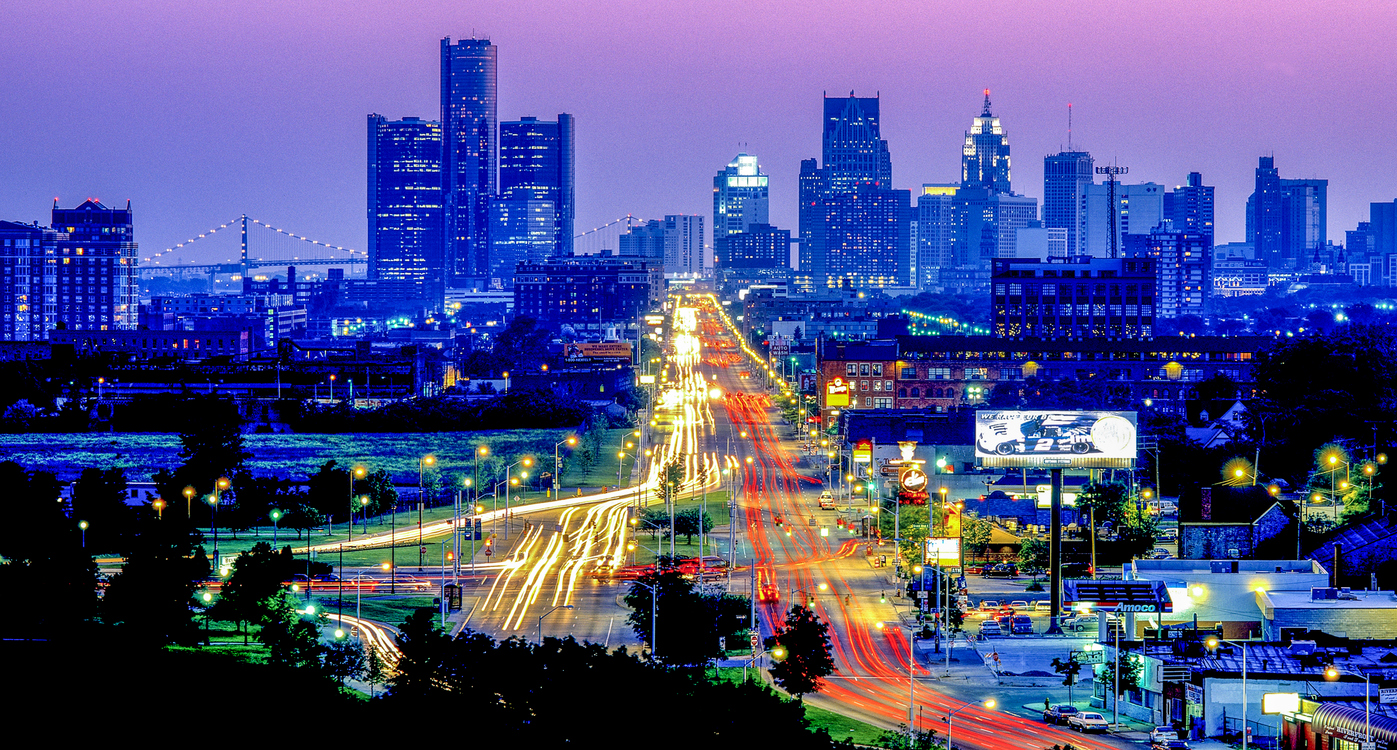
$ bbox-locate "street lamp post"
[945,698,996,750]
[183,485,195,520]
[504,458,533,538]
[1325,665,1372,746]
[270,509,281,548]
[474,444,488,515]
[207,494,220,572]
[78,520,88,549]
[555,436,576,498]
[152,498,165,520]
[537,604,575,643]
[1207,636,1250,747]
[349,465,366,542]
[418,455,436,571]
[631,580,659,657]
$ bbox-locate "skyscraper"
[441,36,498,287]
[1246,156,1327,270]
[1163,172,1215,250]
[367,114,445,306]
[799,94,912,290]
[0,220,61,341]
[490,114,575,282]
[915,185,958,290]
[1132,221,1209,320]
[713,153,769,267]
[664,215,706,277]
[498,114,574,255]
[1082,182,1164,258]
[822,95,891,191]
[1043,150,1094,256]
[962,90,1012,193]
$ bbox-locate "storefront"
[1283,701,1397,750]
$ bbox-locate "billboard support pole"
[1046,467,1065,635]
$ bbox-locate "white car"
[1151,726,1179,744]
[1008,600,1030,611]
[1068,711,1110,733]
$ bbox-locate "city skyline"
[1,1,1393,262]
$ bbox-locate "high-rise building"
[915,185,958,290]
[1132,220,1210,319]
[1163,172,1215,249]
[489,199,556,281]
[713,153,769,267]
[0,221,61,341]
[499,114,575,256]
[799,94,912,290]
[724,224,790,269]
[822,95,890,191]
[1246,157,1327,270]
[1043,151,1093,256]
[441,36,498,287]
[1082,182,1164,258]
[664,215,706,277]
[513,257,664,335]
[618,220,665,260]
[962,90,1012,194]
[367,114,445,306]
[3,201,140,339]
[1372,200,1397,257]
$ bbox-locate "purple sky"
[2,0,1394,265]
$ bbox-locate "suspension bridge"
[139,212,655,280]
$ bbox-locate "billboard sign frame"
[975,410,1138,469]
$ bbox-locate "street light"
[270,509,282,548]
[183,485,195,519]
[631,580,659,657]
[78,520,88,549]
[537,604,575,643]
[152,498,165,520]
[349,465,367,542]
[1206,636,1251,749]
[946,698,997,750]
[1325,665,1372,746]
[555,436,577,497]
[417,454,437,570]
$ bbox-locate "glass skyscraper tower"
[441,37,498,287]
[491,113,575,279]
[367,114,445,306]
[1043,150,1094,257]
[713,153,769,267]
[961,90,1012,193]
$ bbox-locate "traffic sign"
[1076,649,1106,664]
[1382,688,1397,704]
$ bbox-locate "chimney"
[1200,487,1212,521]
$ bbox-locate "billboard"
[825,376,850,407]
[564,342,633,360]
[852,439,872,464]
[926,537,962,566]
[975,410,1138,469]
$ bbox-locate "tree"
[1019,538,1049,581]
[674,508,712,544]
[1107,649,1144,696]
[1051,654,1083,704]
[624,569,747,667]
[1075,483,1132,530]
[656,457,685,506]
[389,607,451,699]
[962,516,992,560]
[69,467,133,552]
[323,638,366,685]
[175,394,251,495]
[215,541,298,640]
[256,590,325,669]
[0,463,98,641]
[101,513,211,646]
[364,643,387,697]
[764,604,836,699]
[306,460,352,523]
[363,468,399,518]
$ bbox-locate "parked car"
[1068,711,1110,733]
[1033,601,1055,613]
[1149,548,1173,559]
[978,600,1001,613]
[963,564,985,575]
[996,615,1013,632]
[983,563,1019,578]
[1011,615,1034,634]
[1151,726,1180,744]
[979,619,1002,637]
[1044,705,1081,724]
[1008,600,1030,611]
[1160,501,1179,516]
[1153,740,1190,750]
[1158,528,1179,542]
[1063,613,1100,631]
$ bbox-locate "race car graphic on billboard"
[975,410,1137,468]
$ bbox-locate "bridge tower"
[240,214,250,285]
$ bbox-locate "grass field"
[709,668,885,743]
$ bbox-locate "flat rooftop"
[1132,559,1326,577]
[1261,590,1397,610]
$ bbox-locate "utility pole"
[1095,165,1129,259]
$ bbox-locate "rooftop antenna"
[1067,103,1073,152]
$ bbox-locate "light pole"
[78,520,88,549]
[1206,636,1249,748]
[152,498,165,520]
[207,494,220,572]
[183,485,195,520]
[1325,664,1372,746]
[270,509,281,548]
[349,465,366,542]
[504,458,533,537]
[359,495,370,534]
[945,698,996,750]
[537,604,575,643]
[474,444,488,513]
[418,454,436,570]
[555,436,576,497]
